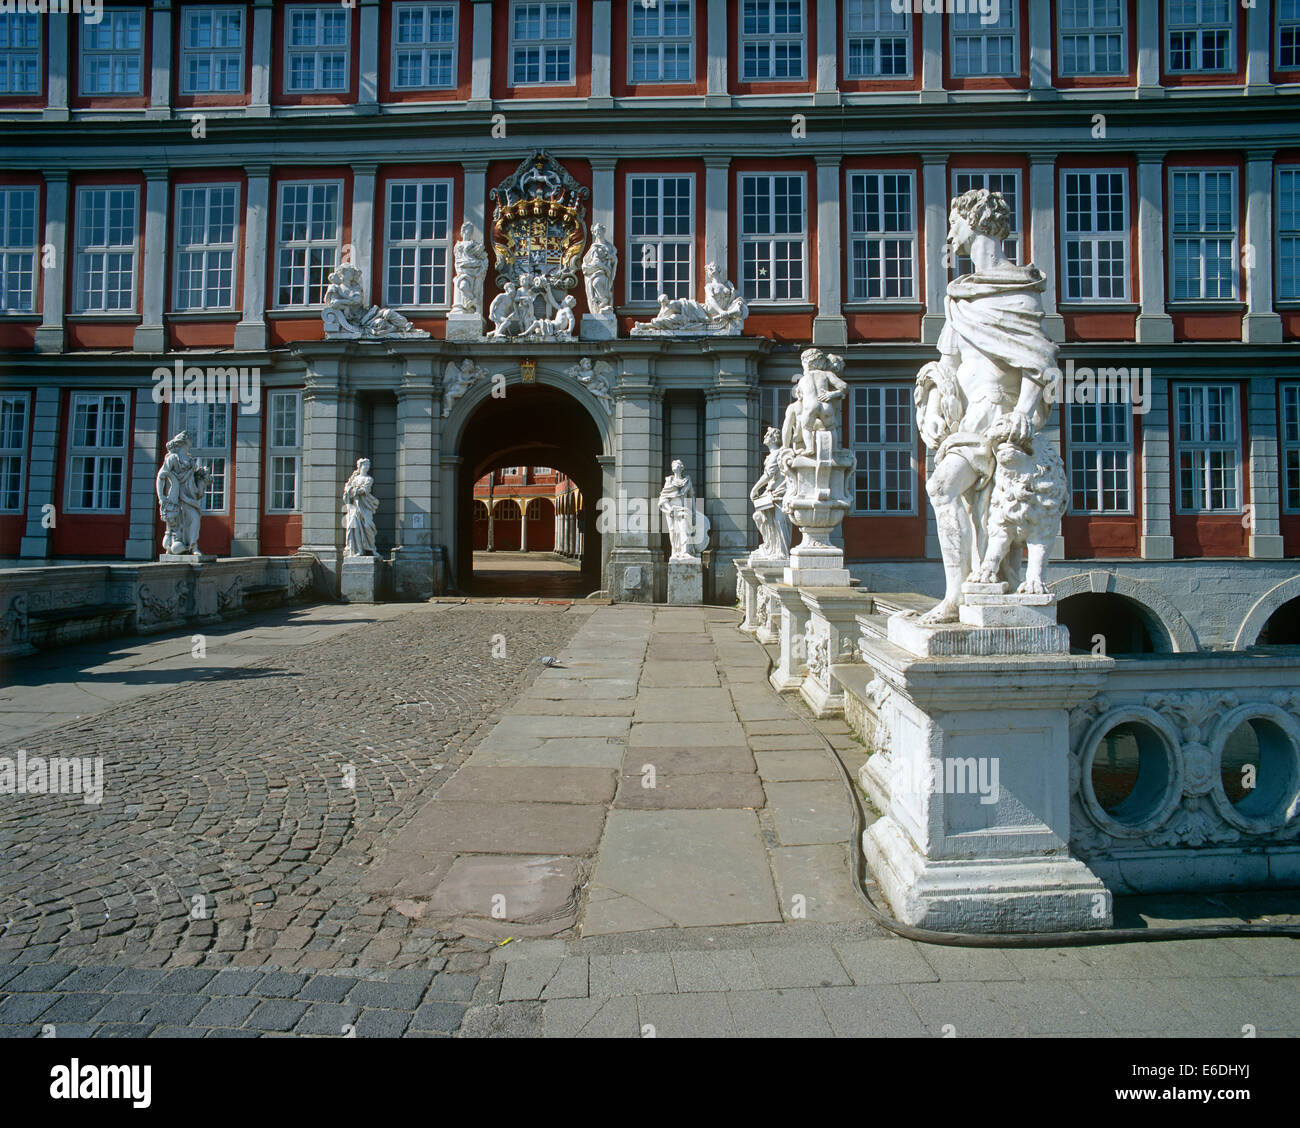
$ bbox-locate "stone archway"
[449,380,609,594]
[1234,575,1300,649]
[1049,570,1198,653]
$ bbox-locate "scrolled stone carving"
[342,457,380,558]
[911,188,1065,623]
[322,263,430,339]
[156,430,209,556]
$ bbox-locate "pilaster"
[235,164,271,351]
[36,173,69,354]
[1136,156,1174,343]
[133,169,170,354]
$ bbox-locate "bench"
[27,601,136,647]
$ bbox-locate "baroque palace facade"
[1,0,1298,651]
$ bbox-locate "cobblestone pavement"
[0,601,583,1037]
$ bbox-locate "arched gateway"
[292,337,763,603]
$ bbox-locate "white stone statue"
[487,282,530,339]
[442,358,488,417]
[450,222,488,314]
[630,261,748,337]
[782,347,848,455]
[566,357,615,411]
[581,222,618,316]
[527,294,577,340]
[156,430,209,556]
[658,458,706,562]
[342,457,379,557]
[750,426,792,563]
[322,262,430,339]
[702,261,748,331]
[913,188,1065,623]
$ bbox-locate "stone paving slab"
[752,748,841,781]
[628,721,748,747]
[582,810,782,935]
[623,746,756,775]
[435,767,617,805]
[764,781,856,846]
[613,770,766,810]
[387,801,607,857]
[469,737,626,768]
[767,844,867,922]
[639,660,720,688]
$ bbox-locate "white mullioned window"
[267,391,302,513]
[1166,0,1234,73]
[286,5,350,92]
[172,402,231,512]
[0,11,41,94]
[740,173,806,302]
[180,6,245,94]
[951,3,1017,77]
[392,2,458,90]
[0,392,28,513]
[1170,168,1237,302]
[759,386,786,441]
[1175,383,1241,513]
[384,179,453,308]
[1278,166,1300,302]
[843,0,910,79]
[1280,0,1300,69]
[80,6,145,94]
[275,180,342,308]
[174,184,239,311]
[1061,168,1129,302]
[740,0,806,81]
[627,174,694,304]
[510,2,575,85]
[848,171,916,301]
[66,392,129,513]
[1067,400,1132,514]
[74,186,139,314]
[0,186,38,314]
[1283,384,1300,513]
[630,0,693,83]
[1058,0,1125,76]
[852,385,915,514]
[952,169,1022,276]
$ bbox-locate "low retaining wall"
[0,555,317,658]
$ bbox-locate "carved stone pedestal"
[799,588,871,717]
[580,313,617,341]
[341,556,385,603]
[160,553,216,564]
[859,630,1114,933]
[446,313,483,342]
[666,559,702,605]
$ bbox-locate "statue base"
[341,555,385,603]
[580,313,617,341]
[629,322,741,339]
[783,541,850,588]
[160,553,217,563]
[446,313,483,341]
[665,558,702,605]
